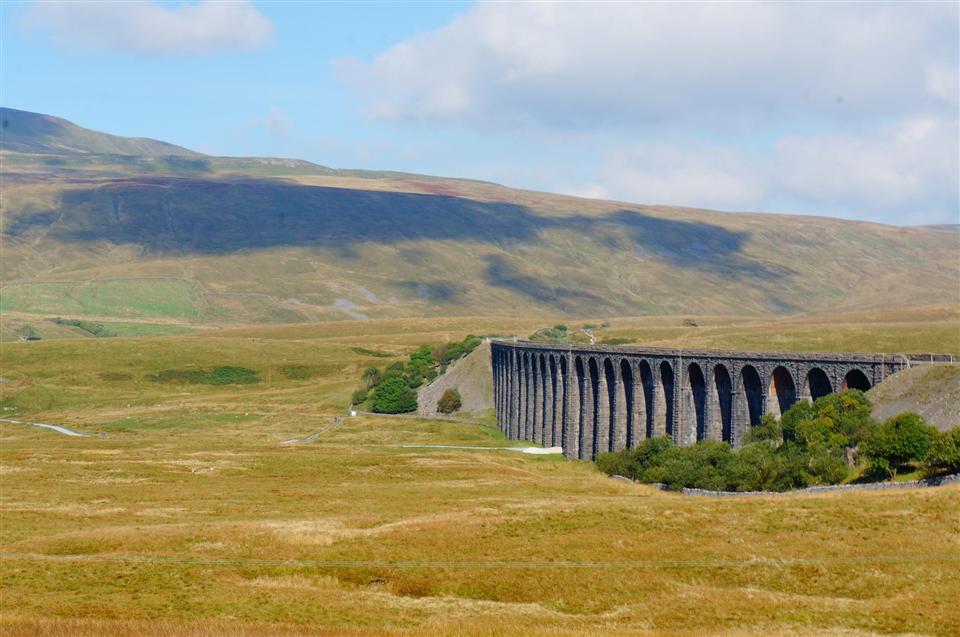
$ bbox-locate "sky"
[1,1,958,226]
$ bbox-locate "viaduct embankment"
[490,340,949,460]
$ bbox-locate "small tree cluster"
[597,390,956,492]
[350,335,481,413]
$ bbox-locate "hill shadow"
[6,176,791,294]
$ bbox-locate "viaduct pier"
[490,340,941,460]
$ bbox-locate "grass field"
[1,309,958,636]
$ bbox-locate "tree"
[437,388,462,414]
[409,345,435,373]
[861,412,937,477]
[361,366,381,387]
[926,426,960,474]
[813,390,875,447]
[372,377,418,414]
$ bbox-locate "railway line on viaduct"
[490,340,948,460]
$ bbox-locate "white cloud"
[773,116,959,223]
[572,143,765,211]
[337,2,958,225]
[337,3,957,129]
[570,116,959,224]
[24,1,272,55]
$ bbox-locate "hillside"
[2,108,958,328]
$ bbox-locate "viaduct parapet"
[490,340,943,460]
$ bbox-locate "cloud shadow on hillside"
[6,176,792,306]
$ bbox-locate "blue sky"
[2,1,958,226]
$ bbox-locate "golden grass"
[1,311,958,635]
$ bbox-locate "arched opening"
[740,365,763,427]
[713,364,733,442]
[560,356,570,452]
[531,353,541,442]
[548,355,559,447]
[638,360,654,439]
[587,358,601,459]
[843,369,871,392]
[575,357,586,459]
[620,359,635,447]
[602,358,617,453]
[805,367,832,401]
[659,361,675,438]
[768,366,797,419]
[685,363,707,443]
[521,352,531,440]
[538,354,549,444]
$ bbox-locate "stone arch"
[638,359,655,439]
[620,359,636,447]
[683,362,707,443]
[805,367,833,401]
[768,366,797,419]
[739,364,763,427]
[659,361,675,439]
[842,368,871,392]
[713,364,733,442]
[574,356,587,459]
[583,357,600,459]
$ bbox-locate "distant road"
[0,418,90,437]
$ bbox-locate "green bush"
[372,377,418,414]
[351,387,369,405]
[861,412,937,477]
[745,413,782,444]
[437,388,462,414]
[926,427,960,474]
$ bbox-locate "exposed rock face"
[417,341,493,417]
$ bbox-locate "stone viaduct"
[490,340,930,460]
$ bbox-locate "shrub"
[728,442,790,491]
[437,388,462,414]
[745,413,782,444]
[926,427,960,474]
[653,441,733,491]
[861,412,937,477]
[371,377,417,414]
[351,387,369,405]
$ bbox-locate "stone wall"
[490,340,912,460]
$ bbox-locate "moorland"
[2,310,959,636]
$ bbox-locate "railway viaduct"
[490,340,940,460]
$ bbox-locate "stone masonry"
[489,340,934,460]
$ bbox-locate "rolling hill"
[2,107,958,331]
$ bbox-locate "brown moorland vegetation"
[1,310,958,636]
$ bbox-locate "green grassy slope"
[2,109,958,326]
